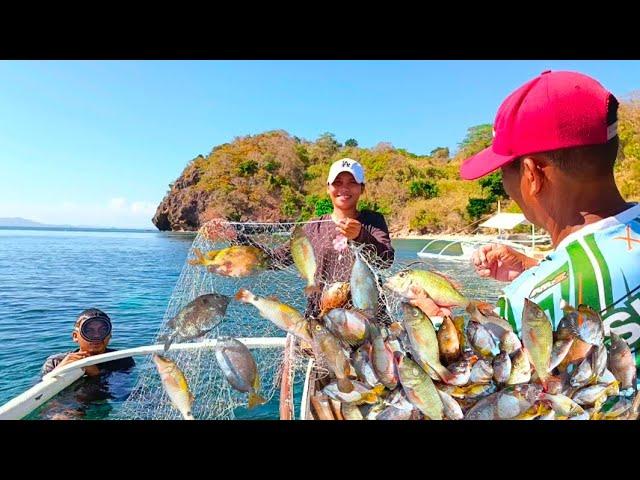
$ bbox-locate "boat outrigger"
[417,212,552,262]
[0,337,287,421]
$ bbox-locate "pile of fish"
[152,223,639,420]
[308,265,640,420]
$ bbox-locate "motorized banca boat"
[417,212,552,262]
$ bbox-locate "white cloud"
[130,201,156,215]
[0,197,159,229]
[108,197,127,210]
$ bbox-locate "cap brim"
[327,168,364,184]
[459,146,518,180]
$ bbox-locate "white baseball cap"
[327,158,365,185]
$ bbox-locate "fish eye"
[399,272,406,278]
[315,325,322,331]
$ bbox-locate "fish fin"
[248,392,267,409]
[337,378,354,394]
[470,300,498,316]
[565,317,581,339]
[344,338,362,349]
[435,365,456,384]
[253,372,261,393]
[187,248,204,266]
[431,270,463,291]
[204,249,221,260]
[388,322,405,337]
[234,288,252,303]
[266,295,281,302]
[542,374,561,393]
[372,384,386,396]
[361,392,378,404]
[304,285,322,297]
[163,333,177,352]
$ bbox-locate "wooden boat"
[279,333,344,420]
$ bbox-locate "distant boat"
[416,211,552,262]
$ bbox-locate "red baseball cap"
[460,70,618,180]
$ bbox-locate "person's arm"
[43,351,100,377]
[41,354,63,377]
[352,214,395,267]
[471,243,539,282]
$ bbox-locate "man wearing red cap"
[460,70,640,365]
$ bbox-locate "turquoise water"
[0,229,503,419]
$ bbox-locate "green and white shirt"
[498,203,640,368]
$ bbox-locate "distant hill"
[0,217,48,227]
[153,95,640,235]
[0,217,153,231]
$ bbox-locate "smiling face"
[327,171,364,212]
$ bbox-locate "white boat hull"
[0,337,287,421]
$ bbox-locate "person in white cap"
[275,158,394,318]
[326,158,372,242]
[206,158,394,319]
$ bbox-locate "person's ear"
[72,331,79,343]
[104,334,112,345]
[522,157,545,196]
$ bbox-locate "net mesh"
[117,218,420,420]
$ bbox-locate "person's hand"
[54,351,99,376]
[471,243,538,282]
[406,285,452,317]
[335,218,362,240]
[83,365,100,376]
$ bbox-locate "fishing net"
[117,218,438,420]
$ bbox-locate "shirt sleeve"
[41,353,65,377]
[354,213,395,268]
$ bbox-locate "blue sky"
[1,60,638,228]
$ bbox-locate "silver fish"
[469,359,494,384]
[350,244,379,317]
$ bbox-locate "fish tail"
[162,332,177,352]
[353,243,366,255]
[183,411,195,420]
[541,373,561,393]
[248,392,267,409]
[337,378,354,394]
[565,317,581,339]
[304,285,322,297]
[432,363,455,384]
[234,288,252,303]
[187,248,206,266]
